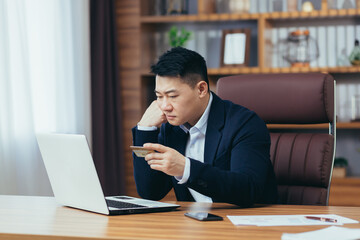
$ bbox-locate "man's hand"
[143,143,186,177]
[138,100,167,128]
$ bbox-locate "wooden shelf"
[141,67,261,76]
[210,66,360,75]
[265,8,360,19]
[261,66,360,74]
[140,13,260,23]
[207,67,261,75]
[141,66,360,77]
[267,122,360,129]
[140,9,360,23]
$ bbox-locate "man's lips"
[166,115,176,120]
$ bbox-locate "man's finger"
[145,153,163,161]
[147,160,163,166]
[149,164,163,171]
[143,143,168,152]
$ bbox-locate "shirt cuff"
[175,157,190,184]
[137,124,158,131]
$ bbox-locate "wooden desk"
[0,195,360,240]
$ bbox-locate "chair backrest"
[217,73,336,205]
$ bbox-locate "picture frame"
[220,29,251,67]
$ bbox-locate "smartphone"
[184,212,223,221]
[130,146,154,158]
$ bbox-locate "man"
[132,47,278,207]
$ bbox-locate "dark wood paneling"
[116,0,141,197]
[117,30,141,69]
[115,1,140,29]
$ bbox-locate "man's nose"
[161,98,172,111]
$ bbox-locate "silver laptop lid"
[36,133,109,215]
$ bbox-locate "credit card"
[130,146,154,157]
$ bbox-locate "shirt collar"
[180,92,213,135]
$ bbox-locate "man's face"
[155,75,206,127]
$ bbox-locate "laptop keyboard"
[106,199,145,209]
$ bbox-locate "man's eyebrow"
[154,89,178,94]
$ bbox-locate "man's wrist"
[175,157,190,184]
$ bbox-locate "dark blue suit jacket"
[132,93,278,206]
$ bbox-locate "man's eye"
[156,95,163,99]
[169,95,178,99]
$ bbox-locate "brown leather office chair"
[217,73,336,205]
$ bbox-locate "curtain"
[90,0,125,196]
[0,0,91,195]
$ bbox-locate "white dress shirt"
[176,93,213,202]
[137,93,213,202]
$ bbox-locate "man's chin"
[167,119,183,126]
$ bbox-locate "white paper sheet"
[227,214,359,227]
[281,226,360,240]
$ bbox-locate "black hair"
[151,47,209,89]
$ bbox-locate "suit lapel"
[168,126,188,155]
[204,93,225,165]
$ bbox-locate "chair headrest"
[216,73,334,124]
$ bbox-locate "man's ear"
[197,81,208,97]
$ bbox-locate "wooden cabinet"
[116,0,360,199]
[329,177,360,206]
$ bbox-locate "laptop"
[36,133,180,215]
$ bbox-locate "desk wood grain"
[0,195,360,240]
